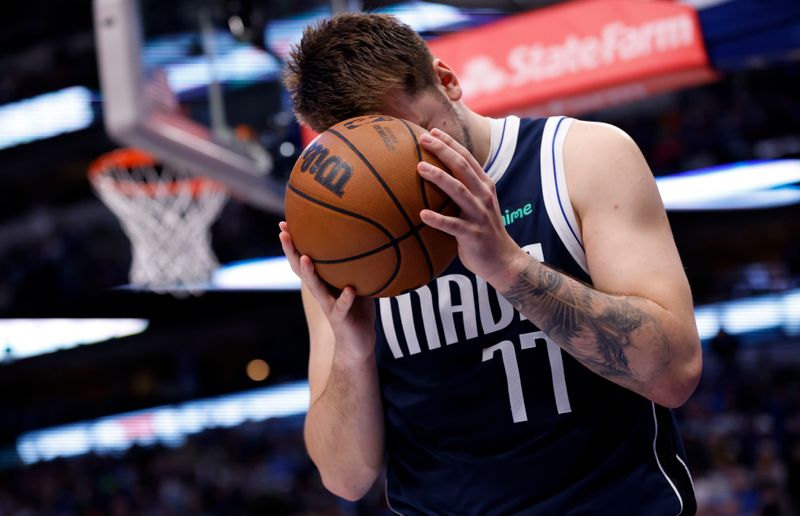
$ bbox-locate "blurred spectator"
[710,328,741,370]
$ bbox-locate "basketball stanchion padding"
[89,148,229,295]
[285,115,458,298]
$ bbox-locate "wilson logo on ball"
[300,142,353,197]
[286,116,458,297]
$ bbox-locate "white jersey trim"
[540,116,588,274]
[485,115,520,183]
[676,454,695,492]
[651,402,684,515]
[385,471,405,516]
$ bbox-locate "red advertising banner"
[428,0,717,116]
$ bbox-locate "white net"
[89,150,229,295]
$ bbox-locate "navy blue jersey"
[374,116,696,515]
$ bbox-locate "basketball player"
[279,13,701,515]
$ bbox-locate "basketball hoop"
[89,148,229,295]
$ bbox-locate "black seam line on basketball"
[286,182,402,296]
[312,221,431,265]
[397,119,436,282]
[326,127,435,283]
[312,194,455,270]
[327,128,417,228]
[437,196,455,213]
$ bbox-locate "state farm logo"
[461,14,696,99]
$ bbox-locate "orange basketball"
[285,115,458,297]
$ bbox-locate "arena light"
[264,7,330,61]
[694,288,800,340]
[17,380,310,464]
[265,2,474,60]
[0,319,149,361]
[212,256,301,290]
[164,45,280,94]
[666,186,800,210]
[657,160,800,210]
[784,290,800,335]
[0,86,94,151]
[142,33,198,68]
[141,31,281,94]
[378,2,469,33]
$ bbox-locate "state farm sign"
[470,15,695,90]
[429,0,716,116]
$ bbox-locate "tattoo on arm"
[501,258,669,386]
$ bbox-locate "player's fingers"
[278,223,302,275]
[298,255,336,312]
[330,286,356,321]
[420,131,486,192]
[418,162,481,214]
[430,128,485,174]
[419,132,485,194]
[420,208,467,237]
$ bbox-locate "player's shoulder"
[521,116,640,162]
[564,119,639,158]
[562,119,650,188]
[558,118,654,218]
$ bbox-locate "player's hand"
[418,128,526,290]
[279,221,375,358]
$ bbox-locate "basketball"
[284,115,458,297]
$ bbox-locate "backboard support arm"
[93,0,285,214]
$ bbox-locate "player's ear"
[432,58,463,102]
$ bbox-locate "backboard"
[93,0,291,215]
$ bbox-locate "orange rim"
[88,148,226,197]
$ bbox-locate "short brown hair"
[283,13,436,132]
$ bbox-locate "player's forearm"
[498,255,700,407]
[304,347,384,501]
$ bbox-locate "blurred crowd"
[681,337,800,515]
[1,339,799,516]
[0,417,390,516]
[603,65,800,177]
